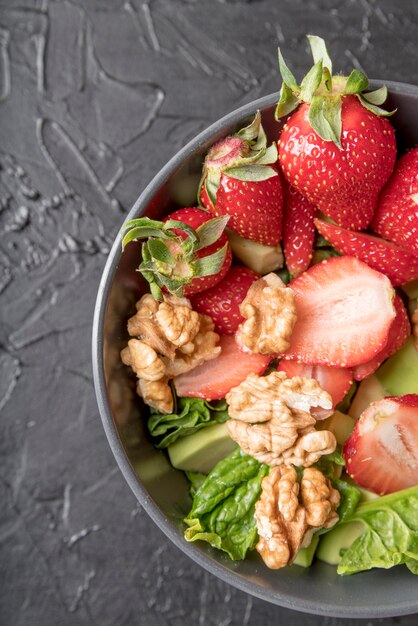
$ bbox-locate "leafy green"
[314,450,361,531]
[314,446,345,481]
[185,470,207,498]
[275,267,291,284]
[148,397,229,448]
[337,486,418,575]
[332,479,361,524]
[184,448,269,560]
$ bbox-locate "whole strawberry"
[121,207,232,298]
[276,35,396,230]
[282,181,317,277]
[372,147,418,256]
[199,111,283,245]
[190,265,260,334]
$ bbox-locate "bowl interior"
[94,83,418,618]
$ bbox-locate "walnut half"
[255,466,340,569]
[236,273,297,355]
[121,293,220,413]
[226,372,336,467]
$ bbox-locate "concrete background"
[1,1,418,624]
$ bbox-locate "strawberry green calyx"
[200,110,279,207]
[275,34,395,147]
[121,215,229,299]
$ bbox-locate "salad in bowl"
[94,35,418,615]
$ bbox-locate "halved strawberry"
[190,265,260,334]
[173,334,270,400]
[372,148,418,257]
[315,218,418,286]
[282,256,396,367]
[277,360,353,414]
[282,183,317,277]
[353,295,411,381]
[343,395,418,494]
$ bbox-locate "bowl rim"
[92,80,418,618]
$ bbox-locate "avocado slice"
[168,422,237,473]
[317,410,355,445]
[292,535,320,568]
[227,229,283,274]
[316,521,364,565]
[401,278,418,300]
[375,336,418,396]
[348,375,386,420]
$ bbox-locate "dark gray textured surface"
[1,1,418,624]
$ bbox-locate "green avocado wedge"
[168,422,237,473]
[375,336,418,396]
[316,522,364,565]
[292,535,320,568]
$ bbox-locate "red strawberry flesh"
[173,334,270,401]
[372,148,418,257]
[343,395,418,494]
[205,170,283,246]
[190,265,260,335]
[315,218,418,286]
[283,256,396,368]
[282,183,317,277]
[353,295,411,381]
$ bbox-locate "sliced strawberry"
[282,183,317,277]
[315,218,418,286]
[190,266,260,334]
[277,360,353,413]
[173,334,270,400]
[343,395,418,494]
[372,148,418,257]
[283,256,396,368]
[353,295,411,381]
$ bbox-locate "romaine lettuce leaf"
[337,486,418,575]
[148,397,229,448]
[184,448,269,560]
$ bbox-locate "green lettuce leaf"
[185,470,207,498]
[184,448,269,560]
[332,478,361,524]
[148,397,229,448]
[337,486,418,575]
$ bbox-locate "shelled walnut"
[236,273,297,354]
[225,372,336,466]
[121,293,220,413]
[255,466,340,569]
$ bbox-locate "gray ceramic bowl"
[92,81,418,618]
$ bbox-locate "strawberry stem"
[275,35,395,146]
[121,215,230,298]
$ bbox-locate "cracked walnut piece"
[226,372,336,466]
[127,293,200,359]
[121,293,220,413]
[236,273,297,355]
[255,466,340,569]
